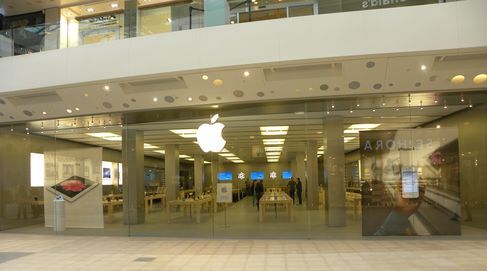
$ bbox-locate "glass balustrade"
[0,0,456,58]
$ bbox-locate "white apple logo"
[197,114,226,152]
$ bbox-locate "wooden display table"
[144,193,166,215]
[103,199,123,223]
[259,192,294,222]
[345,192,362,219]
[166,195,213,223]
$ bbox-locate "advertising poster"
[360,128,461,236]
[217,183,233,203]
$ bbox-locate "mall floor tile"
[0,233,487,271]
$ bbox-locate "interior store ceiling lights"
[86,132,121,141]
[260,126,289,136]
[263,139,285,145]
[170,129,198,138]
[265,146,283,151]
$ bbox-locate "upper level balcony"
[0,0,459,58]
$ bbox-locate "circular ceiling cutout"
[9,116,14,120]
[429,75,438,82]
[164,96,175,103]
[0,112,4,116]
[366,61,375,68]
[216,96,222,100]
[0,99,5,104]
[103,102,113,109]
[415,82,422,87]
[199,95,208,101]
[256,92,265,97]
[233,90,244,98]
[213,79,223,87]
[389,83,394,87]
[320,84,329,91]
[23,110,33,117]
[451,75,465,84]
[334,87,340,91]
[373,83,382,90]
[122,103,130,108]
[473,74,487,84]
[131,98,136,103]
[348,81,360,90]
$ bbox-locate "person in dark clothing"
[287,177,296,203]
[255,180,264,210]
[296,178,303,205]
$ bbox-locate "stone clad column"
[306,140,319,209]
[194,154,205,196]
[122,129,145,224]
[165,145,180,201]
[44,8,60,51]
[324,116,346,227]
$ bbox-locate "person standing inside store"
[255,180,264,210]
[296,178,303,205]
[287,177,296,203]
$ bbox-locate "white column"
[122,129,145,224]
[324,116,346,227]
[306,140,319,209]
[165,145,180,201]
[194,154,205,196]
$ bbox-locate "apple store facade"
[1,90,487,239]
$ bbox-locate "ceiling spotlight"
[395,107,399,111]
[87,7,95,12]
[211,105,219,108]
[420,100,424,110]
[202,74,209,80]
[66,109,73,113]
[469,99,473,108]
[42,111,47,115]
[187,97,193,102]
[104,85,110,91]
[326,111,330,115]
[243,71,250,77]
[331,103,335,109]
[434,96,438,104]
[473,74,487,84]
[111,3,118,8]
[230,21,235,24]
[461,94,465,103]
[451,75,465,84]
[372,108,376,112]
[421,65,427,71]
[153,97,158,102]
[436,124,441,129]
[349,110,353,113]
[443,101,448,109]
[356,103,360,107]
[75,107,80,111]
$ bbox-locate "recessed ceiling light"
[87,7,95,12]
[317,151,324,155]
[233,160,245,163]
[451,75,465,84]
[213,79,223,87]
[86,132,122,141]
[111,3,118,8]
[219,153,236,157]
[84,93,89,97]
[179,154,191,158]
[153,97,158,102]
[260,126,289,136]
[436,124,441,129]
[226,157,240,160]
[266,156,280,159]
[66,109,73,113]
[267,159,278,162]
[75,107,80,111]
[187,97,193,102]
[202,74,209,80]
[265,146,283,151]
[186,158,195,161]
[42,111,47,115]
[266,152,281,156]
[104,85,110,91]
[243,71,250,77]
[144,143,158,149]
[170,129,198,138]
[421,65,427,71]
[263,139,285,145]
[211,105,219,108]
[230,21,235,24]
[154,150,165,154]
[473,74,487,84]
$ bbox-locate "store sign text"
[362,0,407,9]
[363,138,433,151]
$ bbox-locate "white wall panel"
[0,0,485,94]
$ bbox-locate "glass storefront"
[1,91,486,239]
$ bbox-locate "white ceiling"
[0,50,486,124]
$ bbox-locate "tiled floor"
[1,233,487,271]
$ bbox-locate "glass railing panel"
[0,29,13,57]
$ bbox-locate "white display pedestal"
[53,198,66,232]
